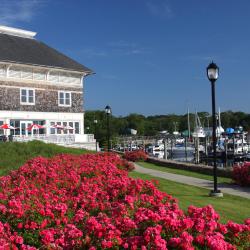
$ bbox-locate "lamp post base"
[209,190,223,197]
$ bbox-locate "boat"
[226,131,248,155]
[192,112,206,138]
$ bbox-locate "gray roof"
[0,33,93,74]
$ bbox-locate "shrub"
[0,153,249,249]
[124,149,148,162]
[232,162,250,186]
[117,158,135,171]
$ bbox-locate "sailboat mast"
[218,107,221,128]
[187,108,191,140]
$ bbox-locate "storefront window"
[69,122,73,134]
[48,121,80,135]
[75,122,80,134]
[57,122,62,134]
[50,122,55,134]
[63,122,67,134]
[9,120,20,135]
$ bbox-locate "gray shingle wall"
[0,83,83,113]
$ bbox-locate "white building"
[0,25,96,150]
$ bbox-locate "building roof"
[0,32,93,74]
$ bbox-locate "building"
[0,25,96,149]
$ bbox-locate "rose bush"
[0,153,249,249]
[124,150,148,162]
[232,162,250,187]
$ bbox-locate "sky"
[1,0,250,116]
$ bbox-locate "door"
[20,121,33,136]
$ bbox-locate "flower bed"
[0,153,249,249]
[124,150,148,162]
[232,162,250,187]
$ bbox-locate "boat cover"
[226,128,234,134]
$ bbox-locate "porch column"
[46,120,50,135]
[81,114,84,134]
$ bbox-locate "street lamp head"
[207,61,219,81]
[105,105,112,114]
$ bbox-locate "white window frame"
[50,121,80,134]
[58,91,72,107]
[20,88,35,105]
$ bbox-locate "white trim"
[0,77,83,89]
[0,110,84,135]
[0,62,87,75]
[0,110,84,120]
[0,25,36,39]
[0,62,86,88]
[0,84,82,93]
[20,88,35,105]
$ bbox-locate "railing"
[13,134,75,145]
[12,134,96,144]
[87,134,95,142]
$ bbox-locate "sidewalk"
[134,163,250,199]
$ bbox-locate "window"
[48,72,59,82]
[21,69,33,80]
[0,65,6,78]
[0,121,3,135]
[59,72,81,85]
[58,91,71,106]
[9,66,21,78]
[10,120,20,135]
[75,122,80,134]
[33,70,46,81]
[20,88,35,105]
[50,121,79,134]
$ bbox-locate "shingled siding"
[0,85,83,113]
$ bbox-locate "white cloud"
[75,41,150,59]
[108,40,150,56]
[180,55,216,62]
[146,0,173,19]
[78,48,108,58]
[0,0,45,25]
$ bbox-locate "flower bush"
[0,152,249,249]
[124,150,148,162]
[232,162,250,186]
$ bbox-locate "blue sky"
[1,0,250,116]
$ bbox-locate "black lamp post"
[105,105,111,152]
[207,62,223,197]
[94,119,98,152]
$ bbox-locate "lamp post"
[105,105,111,152]
[207,62,223,197]
[94,119,98,152]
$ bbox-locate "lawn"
[0,140,89,176]
[0,142,248,224]
[129,171,250,224]
[137,161,232,184]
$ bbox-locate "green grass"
[0,140,89,176]
[137,161,232,184]
[129,171,250,224]
[1,142,248,223]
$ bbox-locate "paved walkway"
[134,163,250,199]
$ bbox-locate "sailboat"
[192,112,206,138]
[216,107,224,137]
